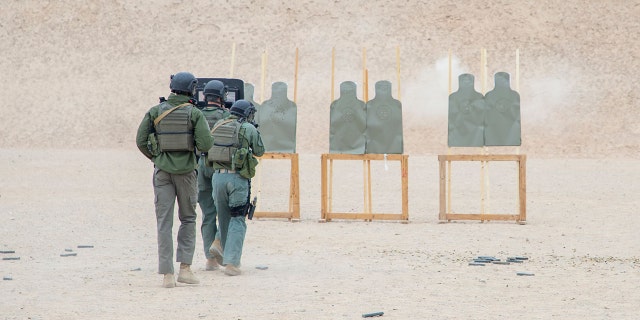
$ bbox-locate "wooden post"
[515,48,520,92]
[261,50,267,103]
[401,155,409,221]
[396,46,401,100]
[294,47,299,104]
[363,160,369,220]
[480,48,488,221]
[331,47,335,102]
[364,69,369,102]
[321,154,328,221]
[329,158,334,213]
[328,48,335,216]
[447,50,452,216]
[448,50,452,94]
[362,48,368,102]
[256,49,267,207]
[519,155,527,223]
[290,153,300,215]
[229,42,236,78]
[515,48,521,218]
[439,157,447,221]
[367,160,372,220]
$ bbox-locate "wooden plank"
[326,212,405,221]
[439,157,447,220]
[325,153,405,161]
[366,159,372,219]
[444,213,521,221]
[321,154,328,220]
[290,153,300,219]
[258,153,296,159]
[438,154,524,161]
[401,155,409,220]
[519,155,527,222]
[254,211,297,219]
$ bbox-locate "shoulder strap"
[210,119,234,134]
[153,102,192,127]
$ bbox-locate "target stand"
[438,154,526,224]
[320,153,409,222]
[254,153,300,221]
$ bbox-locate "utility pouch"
[233,148,248,171]
[239,154,259,179]
[147,133,160,157]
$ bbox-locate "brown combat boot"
[162,273,176,288]
[205,258,219,271]
[177,263,200,284]
[208,239,224,265]
[224,264,241,276]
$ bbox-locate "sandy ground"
[2,0,640,319]
[1,148,639,319]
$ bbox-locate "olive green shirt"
[136,93,214,174]
[211,115,265,170]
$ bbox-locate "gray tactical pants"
[197,158,219,260]
[212,172,249,267]
[153,168,198,274]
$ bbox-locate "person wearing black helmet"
[197,80,230,271]
[207,99,264,276]
[136,72,213,288]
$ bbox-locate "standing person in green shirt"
[136,72,214,288]
[207,99,264,276]
[197,80,230,271]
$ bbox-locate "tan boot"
[177,263,200,284]
[208,239,223,265]
[162,273,176,288]
[224,264,241,276]
[205,258,219,271]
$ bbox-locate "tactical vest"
[207,119,242,165]
[155,102,195,152]
[203,107,227,129]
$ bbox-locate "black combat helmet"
[169,72,197,96]
[230,99,256,120]
[203,80,227,102]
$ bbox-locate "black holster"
[229,205,246,218]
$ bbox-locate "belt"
[214,168,236,173]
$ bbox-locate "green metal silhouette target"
[256,82,297,153]
[329,81,367,154]
[448,74,485,147]
[484,72,521,146]
[447,72,521,147]
[365,80,403,154]
[244,83,261,110]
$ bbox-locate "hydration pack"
[154,102,194,152]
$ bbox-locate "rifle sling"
[210,119,234,134]
[153,102,192,127]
